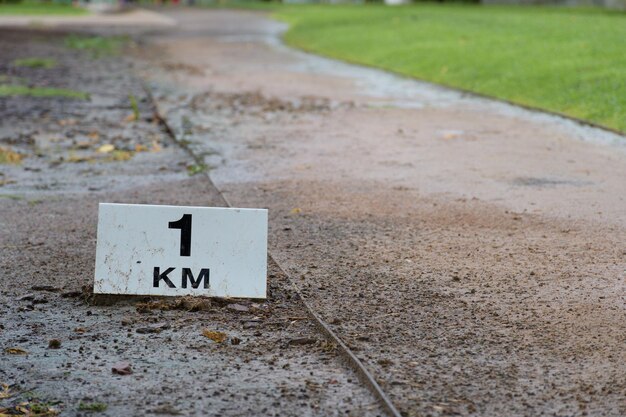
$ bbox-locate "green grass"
[0,2,87,15]
[0,84,89,99]
[267,4,626,132]
[78,402,108,412]
[12,57,56,69]
[187,163,209,176]
[0,194,24,200]
[129,94,140,120]
[64,34,128,57]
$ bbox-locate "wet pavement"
[0,29,383,417]
[140,9,626,417]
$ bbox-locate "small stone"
[112,361,132,375]
[31,285,59,292]
[18,294,35,301]
[227,303,250,313]
[136,324,170,334]
[287,338,316,346]
[242,321,259,330]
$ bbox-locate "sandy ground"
[138,9,626,417]
[0,30,382,417]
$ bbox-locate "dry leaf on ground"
[202,329,227,343]
[96,144,115,154]
[107,150,133,162]
[12,401,59,417]
[66,153,94,163]
[0,384,12,399]
[0,147,23,164]
[4,348,27,355]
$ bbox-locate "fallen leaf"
[48,339,61,349]
[4,347,27,355]
[137,297,212,313]
[149,405,182,415]
[202,329,227,343]
[96,144,115,154]
[74,327,86,333]
[151,140,162,152]
[111,361,132,375]
[107,150,132,162]
[88,131,100,140]
[58,118,77,126]
[440,129,464,140]
[134,144,148,152]
[124,114,137,123]
[0,147,23,164]
[320,340,337,352]
[0,383,12,399]
[289,207,302,215]
[66,153,94,163]
[12,400,59,416]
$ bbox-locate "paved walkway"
[0,27,380,417]
[142,9,626,416]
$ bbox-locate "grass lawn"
[12,57,57,68]
[0,84,89,99]
[267,4,626,132]
[64,34,128,57]
[0,2,87,15]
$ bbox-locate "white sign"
[94,203,267,298]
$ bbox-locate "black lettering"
[153,267,176,288]
[169,214,192,257]
[181,268,210,289]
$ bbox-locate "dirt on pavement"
[138,9,626,417]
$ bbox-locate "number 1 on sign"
[169,214,192,257]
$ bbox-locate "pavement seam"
[143,83,404,417]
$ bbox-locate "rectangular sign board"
[94,203,268,299]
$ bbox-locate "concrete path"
[141,8,626,417]
[0,28,381,417]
